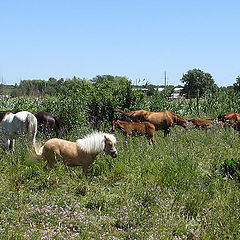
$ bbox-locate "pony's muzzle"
[111,150,118,158]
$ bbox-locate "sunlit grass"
[1,125,240,239]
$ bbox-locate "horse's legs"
[3,137,13,151]
[11,139,15,152]
[82,164,89,175]
[164,128,170,137]
[43,150,56,168]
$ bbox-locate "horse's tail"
[31,143,44,160]
[53,116,65,138]
[113,109,134,117]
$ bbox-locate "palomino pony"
[34,111,65,138]
[34,132,118,175]
[112,119,156,145]
[0,111,37,151]
[114,109,188,136]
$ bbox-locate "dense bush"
[1,77,240,131]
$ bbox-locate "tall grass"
[1,124,240,239]
[1,93,240,239]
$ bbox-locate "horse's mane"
[76,132,116,153]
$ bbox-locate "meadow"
[1,92,240,239]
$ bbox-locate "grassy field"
[1,124,240,239]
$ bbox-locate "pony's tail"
[31,143,44,161]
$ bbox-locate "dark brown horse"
[112,119,156,145]
[34,112,65,138]
[114,109,188,136]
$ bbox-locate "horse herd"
[112,109,240,144]
[0,109,239,175]
[0,110,118,174]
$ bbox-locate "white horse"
[34,132,118,175]
[0,111,37,152]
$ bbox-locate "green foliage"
[223,158,240,182]
[87,75,147,128]
[233,76,240,93]
[181,68,218,98]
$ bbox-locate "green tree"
[233,76,240,93]
[18,80,47,96]
[180,69,218,98]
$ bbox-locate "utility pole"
[164,71,168,92]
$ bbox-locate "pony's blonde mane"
[76,132,116,153]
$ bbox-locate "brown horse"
[112,120,155,145]
[34,132,118,175]
[188,118,214,130]
[34,111,65,138]
[217,112,240,131]
[114,109,188,136]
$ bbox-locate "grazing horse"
[188,118,214,130]
[217,112,240,131]
[34,112,65,138]
[114,109,188,136]
[0,111,37,151]
[34,132,118,175]
[112,119,156,145]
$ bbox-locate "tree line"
[0,68,239,99]
[0,70,239,132]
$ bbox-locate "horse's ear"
[104,135,108,141]
[104,135,111,143]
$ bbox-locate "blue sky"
[0,0,239,87]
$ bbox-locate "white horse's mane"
[76,132,116,153]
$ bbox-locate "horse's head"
[104,135,118,158]
[217,114,226,122]
[174,113,189,128]
[186,118,194,128]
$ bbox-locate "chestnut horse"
[34,132,118,175]
[217,112,240,131]
[112,119,155,145]
[188,118,214,130]
[114,109,188,136]
[34,111,65,138]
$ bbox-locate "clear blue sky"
[0,0,239,87]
